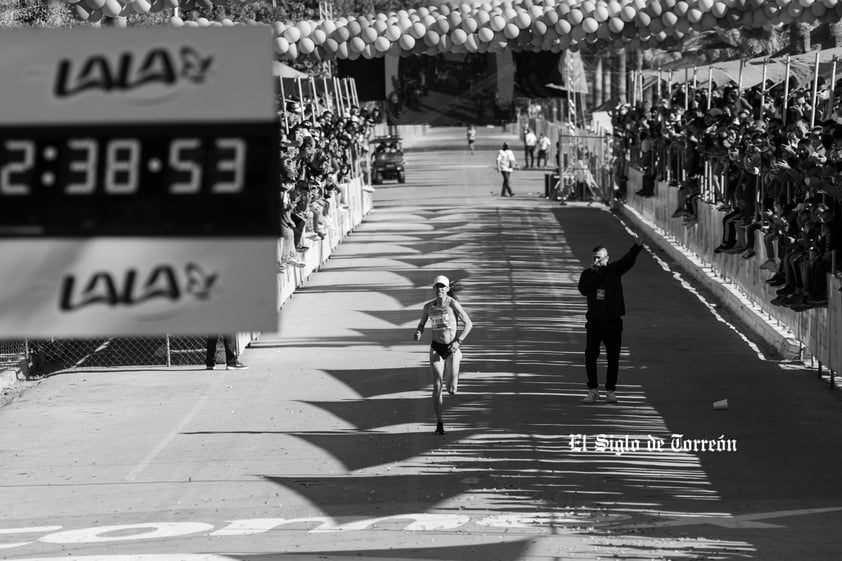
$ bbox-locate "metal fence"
[0,339,26,378]
[557,133,613,203]
[1,336,229,378]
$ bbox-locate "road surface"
[1,126,842,561]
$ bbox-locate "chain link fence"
[1,336,230,378]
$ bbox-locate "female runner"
[413,275,473,435]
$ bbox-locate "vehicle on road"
[370,136,406,184]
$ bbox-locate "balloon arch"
[66,0,842,62]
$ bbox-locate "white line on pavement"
[123,393,210,482]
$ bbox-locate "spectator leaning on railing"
[610,70,842,310]
[276,95,377,270]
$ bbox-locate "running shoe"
[605,391,618,403]
[434,422,445,435]
[226,361,249,370]
[582,389,599,404]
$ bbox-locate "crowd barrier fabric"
[624,171,842,376]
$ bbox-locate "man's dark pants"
[501,171,513,196]
[585,317,623,391]
[206,335,237,367]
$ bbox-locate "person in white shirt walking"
[496,142,519,197]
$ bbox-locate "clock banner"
[0,27,279,336]
[0,238,276,338]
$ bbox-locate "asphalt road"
[1,126,842,561]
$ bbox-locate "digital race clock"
[0,122,278,237]
[0,27,281,337]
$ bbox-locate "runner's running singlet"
[429,297,457,339]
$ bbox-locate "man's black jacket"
[578,243,644,322]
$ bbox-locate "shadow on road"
[241,204,842,558]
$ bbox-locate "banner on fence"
[0,26,279,336]
[0,238,276,338]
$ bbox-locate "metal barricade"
[0,339,26,378]
[556,132,613,203]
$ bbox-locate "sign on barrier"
[0,27,279,337]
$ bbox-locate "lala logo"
[53,46,214,100]
[59,262,217,312]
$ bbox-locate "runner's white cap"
[433,275,450,288]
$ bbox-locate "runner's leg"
[446,348,462,394]
[430,349,446,426]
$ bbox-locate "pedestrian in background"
[537,132,551,168]
[496,142,519,197]
[577,235,644,403]
[524,128,537,168]
[466,125,476,154]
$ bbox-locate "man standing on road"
[524,128,537,168]
[536,132,551,168]
[206,335,248,370]
[577,235,644,403]
[496,142,519,197]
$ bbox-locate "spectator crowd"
[278,94,378,270]
[612,73,842,311]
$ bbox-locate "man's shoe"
[759,259,777,271]
[205,364,215,370]
[776,285,796,296]
[434,422,445,435]
[770,295,788,306]
[582,389,599,404]
[724,245,746,254]
[767,277,786,287]
[714,244,733,254]
[605,391,618,403]
[782,292,803,306]
[788,296,812,312]
[226,361,248,370]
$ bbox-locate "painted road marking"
[3,505,842,553]
[616,506,842,530]
[123,393,212,482]
[0,527,62,550]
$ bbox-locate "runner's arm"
[451,300,473,345]
[414,306,429,341]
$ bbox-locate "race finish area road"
[2,127,842,561]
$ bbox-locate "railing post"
[165,335,172,368]
[24,338,30,378]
